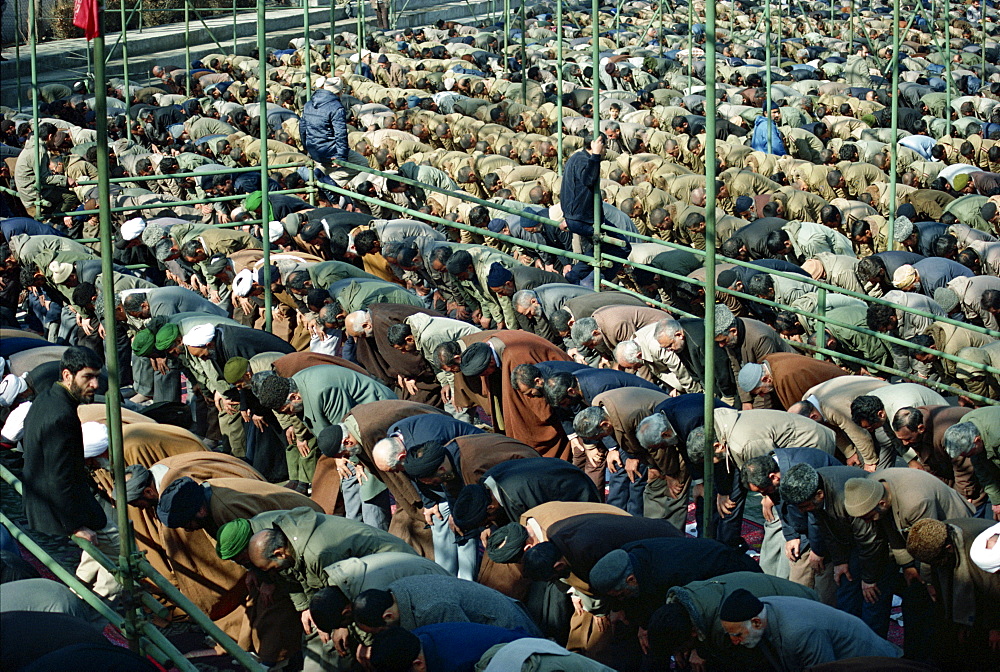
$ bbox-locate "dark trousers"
[606,462,646,516]
[834,550,897,639]
[715,470,748,547]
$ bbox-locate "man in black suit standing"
[22,346,116,595]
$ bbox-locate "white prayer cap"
[970,522,1000,574]
[1,401,31,444]
[121,217,147,241]
[0,374,27,407]
[48,260,74,284]
[444,77,456,91]
[268,220,285,243]
[182,323,216,348]
[82,422,109,458]
[230,207,246,220]
[233,269,256,297]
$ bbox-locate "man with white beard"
[719,589,901,671]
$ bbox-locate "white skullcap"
[970,522,1000,574]
[230,207,246,220]
[121,217,147,241]
[0,374,28,407]
[182,323,216,348]
[81,422,110,458]
[268,220,285,243]
[1,401,31,444]
[444,77,456,91]
[324,76,343,94]
[892,264,918,289]
[233,269,255,297]
[48,260,74,284]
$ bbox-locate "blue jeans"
[834,549,898,639]
[606,462,646,516]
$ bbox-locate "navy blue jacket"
[654,394,731,479]
[1,217,63,240]
[560,150,602,231]
[912,256,974,296]
[575,368,660,403]
[389,415,483,507]
[414,623,527,672]
[301,89,348,163]
[617,537,761,626]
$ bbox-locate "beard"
[69,380,97,403]
[741,624,765,649]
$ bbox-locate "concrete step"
[1,0,498,109]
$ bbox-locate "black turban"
[460,342,493,377]
[156,476,206,528]
[451,483,491,533]
[317,424,344,458]
[486,522,529,564]
[402,441,447,479]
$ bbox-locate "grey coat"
[389,575,542,636]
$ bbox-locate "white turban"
[444,77,456,91]
[268,220,285,243]
[182,323,216,348]
[121,217,147,241]
[81,421,109,458]
[970,522,1000,574]
[1,401,31,444]
[233,269,255,297]
[314,76,343,94]
[0,374,27,407]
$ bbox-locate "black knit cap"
[719,588,764,622]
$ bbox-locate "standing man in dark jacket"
[300,77,365,185]
[559,132,629,284]
[21,347,115,594]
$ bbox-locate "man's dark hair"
[433,341,462,368]
[510,363,542,390]
[740,454,781,491]
[682,212,705,231]
[286,269,311,291]
[933,234,958,259]
[957,247,981,271]
[309,586,352,632]
[825,169,843,187]
[850,219,871,241]
[386,323,412,347]
[542,372,577,408]
[774,310,803,335]
[891,406,924,434]
[856,255,886,284]
[820,204,841,226]
[866,303,896,332]
[981,289,1000,311]
[353,229,379,257]
[369,628,421,672]
[765,230,791,256]
[428,245,453,267]
[180,239,204,260]
[60,346,103,375]
[550,309,572,334]
[445,250,473,275]
[523,541,561,581]
[850,395,886,425]
[761,201,782,218]
[745,273,774,297]
[352,588,395,628]
[72,282,98,307]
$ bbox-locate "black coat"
[22,383,106,536]
[210,324,295,371]
[548,513,683,582]
[486,457,600,525]
[619,537,761,626]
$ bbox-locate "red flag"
[73,0,100,41]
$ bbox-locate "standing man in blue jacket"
[559,132,631,285]
[300,76,365,187]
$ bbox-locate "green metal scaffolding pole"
[886,0,901,233]
[93,11,142,652]
[592,0,602,290]
[702,0,718,535]
[556,0,564,174]
[258,0,273,332]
